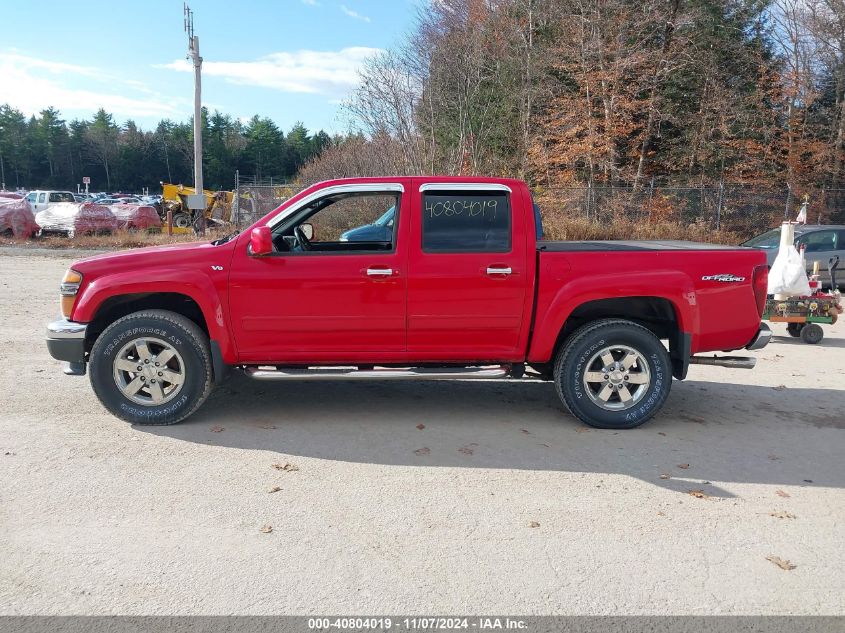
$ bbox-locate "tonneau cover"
[538,240,749,252]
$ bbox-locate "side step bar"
[244,365,510,381]
[689,355,756,370]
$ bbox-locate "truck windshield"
[742,229,780,249]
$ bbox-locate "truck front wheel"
[89,310,213,425]
[554,319,672,429]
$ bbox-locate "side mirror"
[249,226,273,256]
[300,222,314,241]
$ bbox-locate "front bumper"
[46,318,87,363]
[746,322,772,351]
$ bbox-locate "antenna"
[184,3,195,53]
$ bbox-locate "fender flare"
[72,269,237,364]
[527,270,698,364]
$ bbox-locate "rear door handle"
[366,267,395,277]
[486,266,512,275]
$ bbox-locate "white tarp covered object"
[35,202,119,237]
[767,222,811,297]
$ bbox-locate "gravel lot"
[1,250,843,615]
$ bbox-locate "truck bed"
[539,240,750,252]
[531,242,767,358]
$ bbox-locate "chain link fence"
[231,174,845,242]
[536,185,845,239]
[231,173,304,227]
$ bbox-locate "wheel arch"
[532,295,692,380]
[83,292,209,349]
[82,291,233,384]
[72,267,236,364]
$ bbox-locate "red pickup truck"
[46,177,771,429]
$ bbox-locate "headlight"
[60,269,83,318]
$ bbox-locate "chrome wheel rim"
[582,344,651,411]
[112,337,185,406]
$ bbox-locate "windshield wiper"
[212,230,239,246]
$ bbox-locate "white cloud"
[0,52,183,120]
[158,47,381,97]
[301,0,320,5]
[339,4,371,22]
[0,52,101,78]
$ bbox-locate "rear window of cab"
[421,191,511,253]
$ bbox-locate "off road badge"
[701,274,745,282]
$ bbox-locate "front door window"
[272,192,399,254]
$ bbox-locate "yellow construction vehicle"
[160,183,233,232]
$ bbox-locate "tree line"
[300,0,845,202]
[0,105,334,192]
[5,0,845,204]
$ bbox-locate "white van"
[25,190,77,214]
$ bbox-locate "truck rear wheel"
[89,310,213,425]
[554,319,672,429]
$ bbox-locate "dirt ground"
[0,249,843,616]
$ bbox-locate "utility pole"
[184,3,205,235]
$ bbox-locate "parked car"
[46,176,770,429]
[743,225,845,286]
[25,190,76,214]
[340,206,396,242]
[35,202,119,238]
[98,197,142,205]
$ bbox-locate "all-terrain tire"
[554,319,672,429]
[88,310,213,425]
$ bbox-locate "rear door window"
[421,191,511,253]
[797,230,837,253]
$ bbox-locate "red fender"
[72,269,237,364]
[527,269,698,363]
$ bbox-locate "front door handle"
[486,266,512,275]
[366,267,395,277]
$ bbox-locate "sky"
[0,0,417,135]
